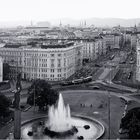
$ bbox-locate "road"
[92,51,120,82]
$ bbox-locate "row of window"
[26,73,63,78]
[0,51,22,55]
[24,68,66,73]
[24,53,65,57]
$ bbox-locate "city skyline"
[0,0,140,27]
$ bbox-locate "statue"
[16,73,22,92]
[14,73,22,109]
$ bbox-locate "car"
[127,72,133,79]
[119,96,132,104]
[110,55,115,60]
[72,79,83,84]
[119,61,126,64]
[91,85,100,89]
[11,89,17,93]
[95,64,101,67]
[83,76,92,83]
[60,81,73,86]
[129,60,135,64]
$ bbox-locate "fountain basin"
[21,115,105,139]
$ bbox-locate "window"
[58,54,61,57]
[57,59,61,67]
[57,74,61,77]
[58,69,61,72]
[51,69,54,72]
[50,74,54,78]
[51,54,54,57]
[50,59,55,67]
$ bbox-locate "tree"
[3,63,10,80]
[0,94,11,117]
[27,79,59,110]
[120,107,140,139]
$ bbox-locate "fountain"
[48,94,72,132]
[19,93,105,139]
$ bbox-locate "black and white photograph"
[0,0,140,139]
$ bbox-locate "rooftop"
[4,44,22,48]
[41,42,75,49]
[2,41,75,49]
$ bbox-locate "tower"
[59,21,62,28]
[134,24,137,33]
[85,21,86,27]
[31,21,33,27]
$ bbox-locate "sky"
[0,0,140,24]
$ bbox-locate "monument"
[14,73,22,139]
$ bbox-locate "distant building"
[103,34,122,50]
[0,42,83,81]
[58,31,75,39]
[123,32,131,43]
[0,57,3,82]
[74,30,83,38]
[37,21,51,27]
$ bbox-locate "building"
[103,34,122,50]
[0,42,83,81]
[131,33,137,49]
[0,56,3,82]
[83,41,95,61]
[82,37,106,62]
[74,30,83,38]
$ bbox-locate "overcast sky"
[0,0,140,22]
